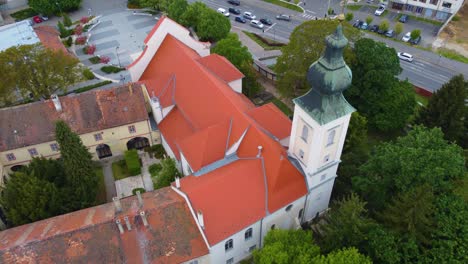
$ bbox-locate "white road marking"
[264,23,277,33]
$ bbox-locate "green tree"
[312,247,372,264]
[139,0,169,11]
[333,112,369,199]
[275,20,361,98]
[196,8,230,42]
[23,157,67,188]
[345,13,354,22]
[379,185,435,245]
[0,44,81,100]
[152,158,179,189]
[365,16,373,25]
[253,229,320,264]
[180,1,207,28]
[167,0,188,23]
[55,120,98,210]
[29,0,81,15]
[416,74,467,148]
[411,29,421,40]
[394,22,404,37]
[62,13,72,27]
[353,126,465,211]
[0,172,62,226]
[345,38,415,131]
[320,193,375,252]
[379,19,390,32]
[365,225,401,264]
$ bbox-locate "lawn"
[347,5,363,11]
[94,166,107,204]
[415,93,429,106]
[112,160,131,180]
[262,0,303,12]
[243,31,284,51]
[271,97,293,116]
[437,48,468,64]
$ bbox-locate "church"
[0,17,354,264]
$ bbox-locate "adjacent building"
[389,0,465,20]
[0,17,356,263]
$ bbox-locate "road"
[195,0,468,92]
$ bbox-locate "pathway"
[101,161,117,202]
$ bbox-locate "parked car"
[235,16,246,23]
[360,22,369,30]
[217,8,230,17]
[399,14,409,23]
[260,18,273,25]
[385,30,395,37]
[229,7,241,15]
[375,4,386,16]
[276,14,291,21]
[250,20,264,29]
[409,36,421,45]
[228,0,240,5]
[243,12,256,20]
[397,52,413,62]
[39,14,49,21]
[32,16,43,24]
[369,25,379,32]
[402,32,411,42]
[353,20,363,28]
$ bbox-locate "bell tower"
[288,22,355,221]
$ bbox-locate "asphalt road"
[196,0,468,92]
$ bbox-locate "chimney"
[51,94,62,112]
[197,210,204,229]
[175,177,180,188]
[124,216,132,231]
[140,211,149,227]
[136,191,143,208]
[113,197,122,213]
[116,219,124,234]
[257,146,263,158]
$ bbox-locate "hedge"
[89,56,101,64]
[69,80,112,94]
[124,149,141,176]
[82,68,95,80]
[101,66,125,74]
[10,8,38,20]
[149,163,162,176]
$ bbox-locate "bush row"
[125,149,141,176]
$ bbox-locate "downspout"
[258,217,264,248]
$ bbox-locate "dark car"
[409,36,421,45]
[228,0,240,5]
[228,7,241,15]
[260,18,273,25]
[235,16,246,23]
[399,14,409,23]
[276,14,291,21]
[369,25,379,32]
[377,28,386,34]
[352,19,362,28]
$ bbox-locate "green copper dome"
[293,24,355,125]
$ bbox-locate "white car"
[374,4,386,16]
[250,20,264,29]
[217,8,230,17]
[402,32,411,42]
[398,52,413,62]
[243,11,256,20]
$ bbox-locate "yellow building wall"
[0,120,161,184]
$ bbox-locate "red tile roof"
[0,83,148,152]
[34,26,70,55]
[247,103,292,140]
[197,54,244,83]
[139,29,307,245]
[0,188,208,263]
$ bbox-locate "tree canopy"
[416,74,467,148]
[197,8,230,42]
[29,0,81,15]
[152,158,179,189]
[167,0,188,22]
[0,44,81,104]
[345,38,415,131]
[275,20,360,98]
[55,120,98,210]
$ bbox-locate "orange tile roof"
[0,83,148,152]
[0,188,208,263]
[139,26,307,246]
[34,26,70,55]
[197,54,244,83]
[247,103,292,140]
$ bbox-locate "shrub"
[80,16,90,24]
[75,36,87,45]
[58,21,73,38]
[124,150,141,176]
[151,144,166,159]
[10,8,38,20]
[100,56,110,64]
[345,13,354,22]
[63,14,72,27]
[411,29,421,40]
[83,24,92,32]
[149,163,163,176]
[83,44,96,55]
[74,25,83,35]
[70,81,113,94]
[64,37,73,47]
[101,66,125,74]
[89,56,100,64]
[82,68,95,80]
[132,188,146,195]
[452,15,460,22]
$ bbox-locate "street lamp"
[115,46,121,68]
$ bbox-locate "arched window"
[271,224,276,230]
[298,209,304,219]
[285,204,293,212]
[225,239,233,251]
[245,228,253,240]
[301,125,309,142]
[327,130,336,146]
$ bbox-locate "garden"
[112,149,142,180]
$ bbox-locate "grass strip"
[10,8,38,20]
[261,0,303,12]
[71,80,113,94]
[437,48,468,64]
[243,31,284,51]
[271,97,293,116]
